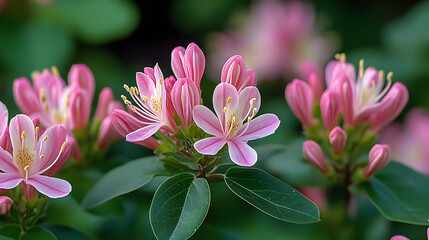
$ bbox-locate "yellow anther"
[359,59,364,69]
[159,78,163,85]
[31,71,40,80]
[253,108,257,115]
[378,70,385,83]
[132,108,137,113]
[40,155,45,159]
[359,59,364,77]
[143,96,148,102]
[24,165,30,172]
[121,95,127,101]
[334,53,346,62]
[42,135,48,142]
[130,87,136,95]
[248,117,251,123]
[232,116,236,123]
[227,97,232,104]
[334,53,341,60]
[35,127,39,136]
[134,87,140,95]
[124,100,131,105]
[65,92,71,107]
[51,66,60,78]
[249,98,256,107]
[371,80,375,88]
[387,72,393,80]
[223,107,227,113]
[40,88,46,102]
[21,131,27,139]
[123,84,130,92]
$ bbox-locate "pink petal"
[213,83,238,128]
[171,46,186,79]
[236,114,280,141]
[9,114,36,153]
[194,137,226,155]
[0,101,8,141]
[154,64,164,84]
[227,140,257,166]
[235,86,261,120]
[136,72,156,99]
[94,87,114,120]
[68,64,95,100]
[13,77,43,115]
[126,124,162,142]
[69,88,91,130]
[193,105,223,136]
[0,173,22,189]
[27,175,71,198]
[31,125,67,176]
[0,149,18,174]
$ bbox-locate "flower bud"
[370,83,409,133]
[320,90,341,131]
[111,109,159,150]
[303,140,329,174]
[13,77,44,115]
[69,89,90,130]
[285,79,317,126]
[329,127,347,155]
[363,144,390,178]
[164,76,176,93]
[68,64,95,100]
[171,78,200,129]
[171,46,186,79]
[183,43,205,90]
[95,87,114,120]
[96,116,122,150]
[221,55,247,91]
[0,196,13,214]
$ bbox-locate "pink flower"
[0,196,12,214]
[171,78,200,129]
[327,58,405,126]
[329,127,347,155]
[171,43,205,90]
[320,90,341,131]
[94,87,124,150]
[0,101,12,154]
[120,64,178,143]
[303,140,329,174]
[285,79,317,127]
[363,144,390,178]
[221,55,256,92]
[379,109,429,175]
[193,83,280,166]
[0,114,71,198]
[209,0,336,81]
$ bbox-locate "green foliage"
[363,161,429,225]
[0,225,56,240]
[224,167,320,224]
[150,173,210,240]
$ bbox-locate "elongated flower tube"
[363,144,390,178]
[171,43,205,90]
[221,55,256,92]
[327,57,404,126]
[0,101,11,154]
[369,83,409,133]
[171,78,200,129]
[0,196,12,214]
[329,127,347,155]
[193,83,280,166]
[320,90,341,131]
[285,79,317,127]
[303,140,329,174]
[120,64,178,143]
[0,115,71,198]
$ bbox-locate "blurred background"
[1,0,429,239]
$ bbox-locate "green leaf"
[82,156,165,209]
[363,161,429,225]
[150,173,210,240]
[0,225,21,240]
[42,224,92,240]
[21,227,57,240]
[224,167,320,224]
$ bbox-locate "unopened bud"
[0,196,13,215]
[363,144,390,178]
[303,140,329,174]
[329,127,347,155]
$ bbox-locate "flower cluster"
[209,0,336,81]
[113,43,280,167]
[285,54,409,180]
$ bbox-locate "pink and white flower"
[363,144,390,178]
[221,55,256,92]
[193,83,280,166]
[118,64,178,143]
[0,114,71,198]
[171,43,205,91]
[171,78,200,129]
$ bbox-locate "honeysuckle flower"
[171,78,200,129]
[94,87,124,150]
[362,144,390,178]
[119,64,178,143]
[0,102,11,154]
[0,114,71,198]
[299,61,324,101]
[0,196,12,214]
[379,109,429,175]
[329,127,347,155]
[303,140,329,174]
[209,0,336,81]
[320,90,341,131]
[171,43,205,90]
[327,56,408,126]
[193,83,280,166]
[285,79,317,127]
[111,109,160,150]
[221,55,256,92]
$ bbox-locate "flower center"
[150,96,162,115]
[226,115,242,138]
